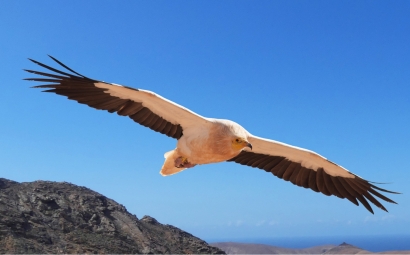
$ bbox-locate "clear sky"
[1,0,409,243]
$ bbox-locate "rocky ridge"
[0,178,224,254]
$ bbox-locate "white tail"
[160,149,187,176]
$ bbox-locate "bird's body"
[163,119,250,175]
[25,56,399,214]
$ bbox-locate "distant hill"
[211,242,336,254]
[211,242,410,254]
[0,178,224,254]
[323,242,371,254]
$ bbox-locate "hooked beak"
[246,142,253,150]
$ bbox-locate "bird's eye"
[235,139,240,143]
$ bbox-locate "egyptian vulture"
[25,56,398,214]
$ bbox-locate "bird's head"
[215,119,252,152]
[231,137,252,151]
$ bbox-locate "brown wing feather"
[228,151,398,214]
[25,57,183,139]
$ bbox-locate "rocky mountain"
[0,178,224,254]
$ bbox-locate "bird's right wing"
[228,134,399,214]
[25,56,210,139]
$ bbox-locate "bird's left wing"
[228,134,398,214]
[25,56,209,139]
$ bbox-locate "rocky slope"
[0,178,224,254]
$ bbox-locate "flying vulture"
[25,56,398,214]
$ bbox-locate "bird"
[25,55,398,214]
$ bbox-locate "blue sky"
[1,0,409,244]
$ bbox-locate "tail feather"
[160,150,187,176]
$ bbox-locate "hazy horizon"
[208,234,410,252]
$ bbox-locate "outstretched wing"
[25,56,209,139]
[228,134,398,214]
